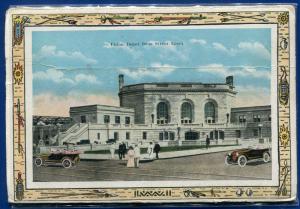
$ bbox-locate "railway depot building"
[55,75,271,145]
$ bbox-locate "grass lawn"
[84,144,238,154]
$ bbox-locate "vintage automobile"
[34,149,81,168]
[225,146,271,167]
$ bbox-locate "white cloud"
[33,68,99,85]
[119,63,175,79]
[190,39,207,45]
[75,74,97,84]
[196,64,228,75]
[212,42,236,55]
[211,41,270,60]
[196,64,270,79]
[33,68,74,84]
[34,92,119,116]
[35,45,97,65]
[238,41,271,59]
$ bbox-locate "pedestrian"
[118,143,123,160]
[153,142,161,159]
[110,142,116,159]
[122,142,127,159]
[126,146,135,168]
[147,142,154,159]
[206,135,210,149]
[134,144,141,168]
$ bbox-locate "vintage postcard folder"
[5,5,297,203]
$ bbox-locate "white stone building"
[52,75,271,146]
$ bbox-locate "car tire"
[35,157,43,167]
[263,152,271,163]
[62,158,72,168]
[238,155,247,167]
[225,156,231,166]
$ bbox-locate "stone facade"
[230,105,271,139]
[70,105,135,125]
[119,76,236,125]
[42,75,272,145]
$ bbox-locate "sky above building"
[32,27,272,116]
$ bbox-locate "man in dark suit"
[154,143,161,159]
[118,143,123,159]
[121,142,127,159]
[206,135,210,149]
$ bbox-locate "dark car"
[106,138,117,144]
[34,150,81,168]
[225,146,271,167]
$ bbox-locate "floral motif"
[13,63,23,85]
[279,124,290,148]
[278,12,289,25]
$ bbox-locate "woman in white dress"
[147,142,154,159]
[109,142,116,159]
[127,146,135,168]
[134,144,141,168]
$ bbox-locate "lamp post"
[258,123,263,143]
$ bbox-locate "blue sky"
[32,27,272,116]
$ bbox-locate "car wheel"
[238,155,247,167]
[34,158,43,167]
[62,158,72,168]
[263,152,271,163]
[225,156,231,166]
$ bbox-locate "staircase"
[57,123,88,145]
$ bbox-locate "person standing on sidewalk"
[147,142,154,159]
[110,142,116,159]
[134,144,141,168]
[206,135,210,149]
[154,142,161,159]
[122,142,127,159]
[127,146,135,168]
[118,143,123,160]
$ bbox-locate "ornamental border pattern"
[9,9,294,202]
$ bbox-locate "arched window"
[157,102,169,124]
[181,102,193,124]
[205,102,216,123]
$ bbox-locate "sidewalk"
[80,144,243,161]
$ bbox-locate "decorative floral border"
[8,7,295,203]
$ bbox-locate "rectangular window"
[268,114,271,121]
[239,115,246,123]
[159,132,164,141]
[125,116,130,125]
[115,116,120,124]
[114,132,119,141]
[169,132,175,140]
[80,115,86,123]
[253,129,258,137]
[126,132,130,140]
[104,115,110,123]
[143,132,147,140]
[164,132,169,140]
[97,133,100,140]
[253,115,261,122]
[235,130,241,138]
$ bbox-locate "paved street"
[33,151,271,182]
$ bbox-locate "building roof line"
[69,104,133,110]
[121,82,231,88]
